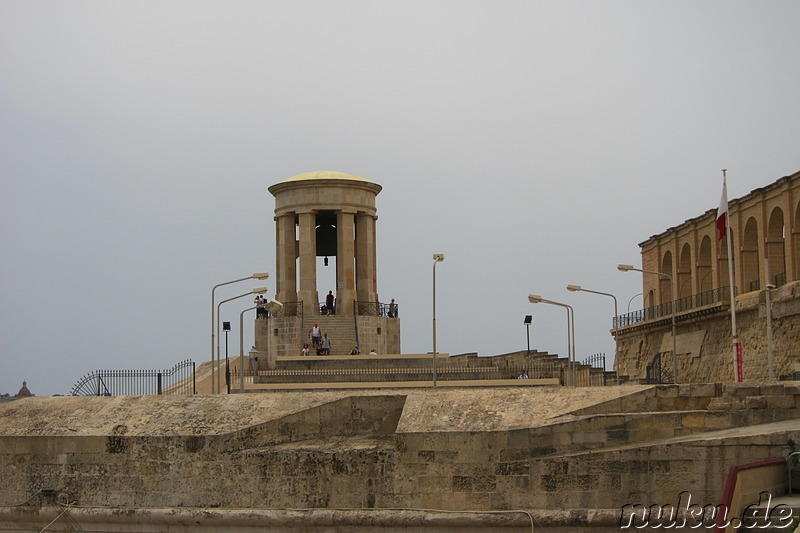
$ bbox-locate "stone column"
[356,214,379,302]
[275,213,297,304]
[336,210,356,315]
[297,211,318,312]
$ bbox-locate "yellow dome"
[282,171,373,183]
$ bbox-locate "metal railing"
[354,301,398,317]
[266,301,302,317]
[69,359,195,396]
[614,286,732,328]
[231,362,565,384]
[582,353,606,371]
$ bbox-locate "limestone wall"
[355,316,400,355]
[615,281,800,382]
[3,384,800,527]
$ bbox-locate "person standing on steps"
[326,290,335,315]
[310,323,320,348]
[321,333,332,355]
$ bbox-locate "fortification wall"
[2,384,800,529]
[615,281,800,382]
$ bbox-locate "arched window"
[742,217,760,292]
[766,207,786,286]
[678,243,692,298]
[698,236,713,293]
[795,200,800,281]
[660,251,674,307]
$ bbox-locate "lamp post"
[528,294,575,386]
[432,253,445,387]
[239,299,283,392]
[223,321,231,394]
[566,284,619,330]
[211,273,269,395]
[618,264,678,383]
[524,315,532,356]
[765,257,775,382]
[217,287,267,393]
[627,293,643,314]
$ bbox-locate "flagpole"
[722,169,741,381]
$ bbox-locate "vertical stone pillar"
[336,211,356,315]
[297,211,318,312]
[275,213,297,304]
[356,214,379,302]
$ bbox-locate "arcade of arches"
[615,170,800,383]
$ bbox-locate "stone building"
[256,171,400,360]
[614,170,800,383]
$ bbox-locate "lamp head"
[433,253,445,262]
[523,315,532,324]
[265,299,283,313]
[252,287,268,294]
[767,284,776,290]
[528,294,543,304]
[248,346,259,355]
[617,264,634,272]
[252,272,270,280]
[566,284,582,292]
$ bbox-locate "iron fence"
[614,286,732,328]
[582,353,606,371]
[267,301,302,317]
[70,359,195,396]
[646,353,673,384]
[354,301,398,317]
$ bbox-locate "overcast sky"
[1,1,798,396]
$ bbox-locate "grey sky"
[1,1,798,396]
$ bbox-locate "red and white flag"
[716,178,728,240]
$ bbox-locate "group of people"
[304,323,332,355]
[302,324,379,356]
[254,295,269,319]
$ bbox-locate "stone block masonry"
[2,384,800,531]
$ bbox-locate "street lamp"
[211,273,269,395]
[216,286,267,393]
[618,263,678,383]
[432,253,445,387]
[528,294,576,386]
[239,299,283,392]
[566,284,619,330]
[627,293,643,314]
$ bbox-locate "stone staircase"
[308,315,358,355]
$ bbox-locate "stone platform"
[2,383,800,531]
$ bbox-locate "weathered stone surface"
[2,383,800,531]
